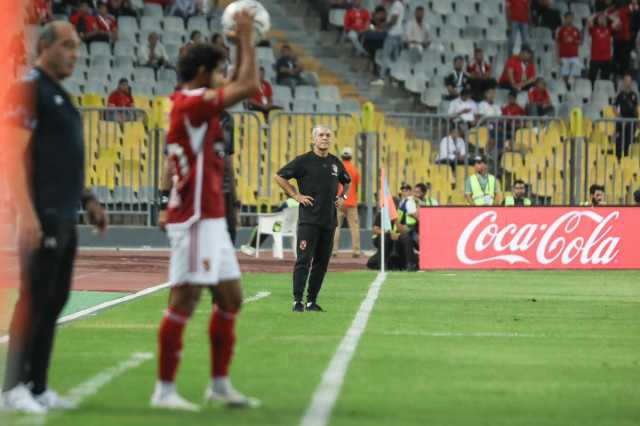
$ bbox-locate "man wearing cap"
[502,179,531,206]
[333,147,361,258]
[465,155,502,206]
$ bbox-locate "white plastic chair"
[255,208,298,259]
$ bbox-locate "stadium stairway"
[259,0,415,113]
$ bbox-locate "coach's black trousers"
[293,224,335,303]
[3,219,77,394]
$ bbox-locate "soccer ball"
[221,0,271,44]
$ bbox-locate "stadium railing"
[77,106,640,227]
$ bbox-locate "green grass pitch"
[1,270,639,426]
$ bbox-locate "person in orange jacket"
[333,147,361,258]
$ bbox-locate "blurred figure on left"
[1,21,107,414]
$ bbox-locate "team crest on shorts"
[202,259,211,271]
[299,240,307,251]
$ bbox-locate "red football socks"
[158,307,191,382]
[209,307,238,378]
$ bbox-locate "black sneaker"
[305,302,324,312]
[292,302,305,312]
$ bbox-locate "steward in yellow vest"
[464,155,502,206]
[502,179,531,206]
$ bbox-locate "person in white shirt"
[138,32,170,70]
[405,6,430,55]
[448,88,478,127]
[435,125,467,172]
[371,0,405,86]
[477,87,505,156]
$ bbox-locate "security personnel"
[274,125,351,312]
[503,179,532,206]
[2,22,106,413]
[464,154,502,206]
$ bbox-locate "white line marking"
[300,273,387,426]
[383,331,541,338]
[15,352,153,426]
[1,288,272,345]
[244,291,271,303]
[0,281,172,345]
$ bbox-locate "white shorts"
[166,218,241,286]
[560,58,582,77]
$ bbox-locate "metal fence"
[79,107,640,227]
[81,107,158,225]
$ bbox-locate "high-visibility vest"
[469,174,496,206]
[504,195,531,206]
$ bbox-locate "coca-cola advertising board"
[419,207,640,270]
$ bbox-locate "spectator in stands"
[478,88,503,154]
[370,0,405,86]
[501,90,526,150]
[276,44,308,88]
[29,0,52,25]
[361,6,388,70]
[70,1,105,43]
[435,125,466,173]
[448,87,478,127]
[527,77,554,116]
[344,0,370,57]
[506,0,530,55]
[503,179,532,206]
[532,0,561,33]
[556,12,582,89]
[584,184,606,206]
[108,78,134,107]
[404,5,430,56]
[181,30,203,55]
[502,90,526,116]
[588,13,618,84]
[248,67,282,117]
[211,33,224,47]
[107,0,137,17]
[499,45,536,92]
[634,188,640,204]
[467,48,494,101]
[606,0,633,78]
[465,154,502,206]
[169,0,202,19]
[444,55,469,101]
[107,78,135,122]
[138,31,170,69]
[95,2,118,43]
[613,73,639,158]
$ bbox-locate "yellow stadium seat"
[81,93,104,107]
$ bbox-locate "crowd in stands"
[313,0,640,162]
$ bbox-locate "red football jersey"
[166,88,226,226]
[556,25,581,58]
[590,26,613,61]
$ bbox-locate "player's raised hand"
[226,9,255,44]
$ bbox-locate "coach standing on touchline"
[2,21,107,414]
[274,125,351,312]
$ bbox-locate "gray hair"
[37,21,73,55]
[312,125,333,140]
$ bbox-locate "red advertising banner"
[419,207,640,270]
